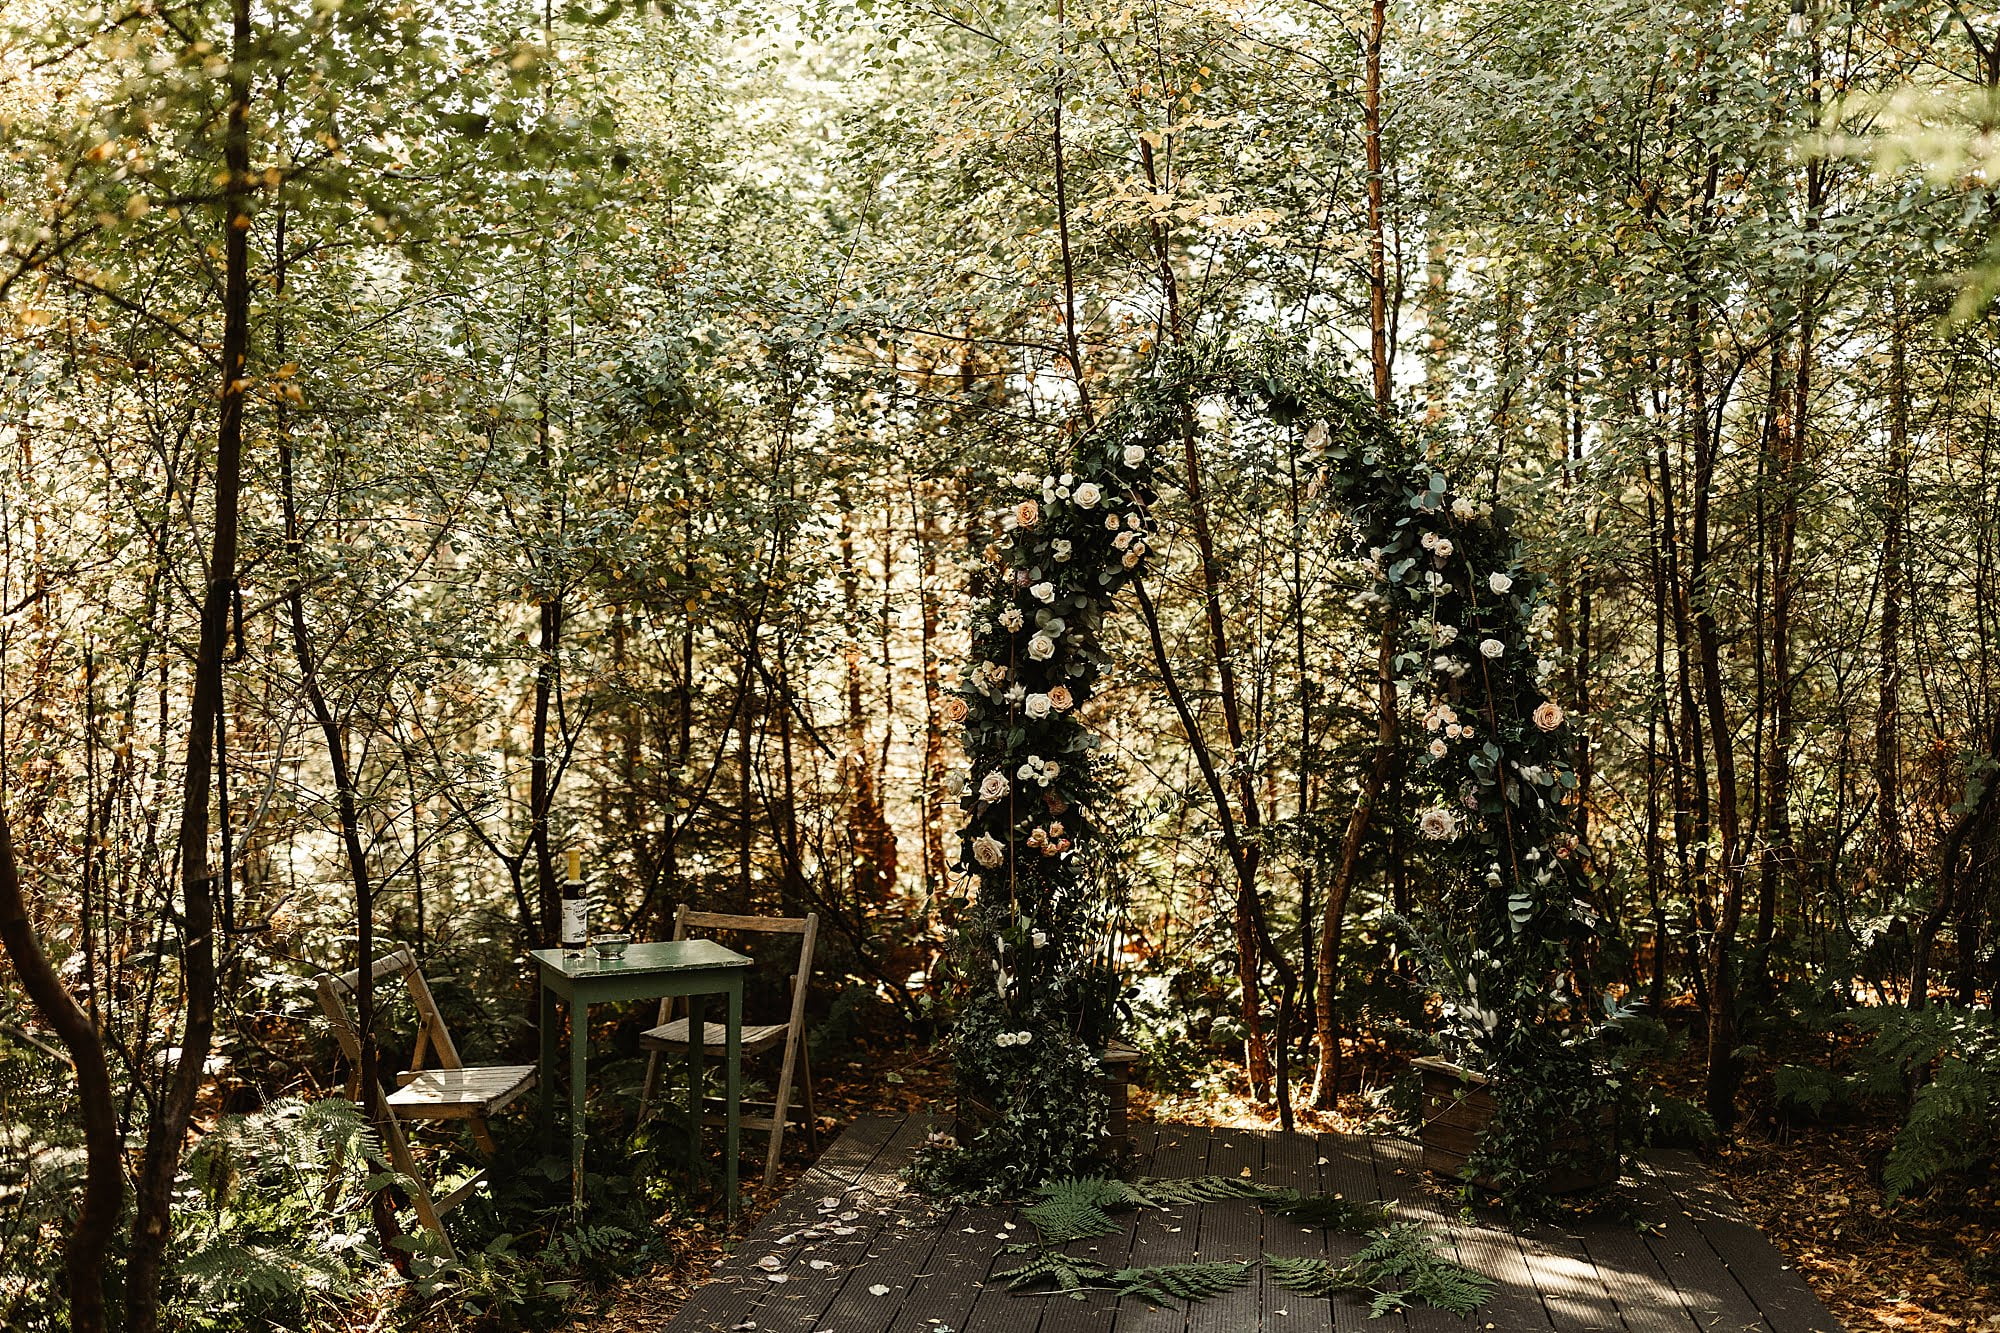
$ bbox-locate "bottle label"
[561,898,588,948]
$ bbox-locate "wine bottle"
[560,847,587,953]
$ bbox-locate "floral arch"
[913,337,1601,1201]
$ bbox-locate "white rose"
[1030,582,1056,603]
[1027,632,1056,661]
[1013,1030,1033,1046]
[1452,497,1476,521]
[972,834,1005,867]
[1429,739,1448,758]
[1059,473,1074,488]
[1052,540,1072,562]
[1024,693,1052,719]
[1123,444,1145,467]
[1072,482,1103,509]
[1421,532,1440,551]
[1480,638,1505,659]
[1433,624,1458,645]
[978,772,1009,803]
[1489,572,1513,595]
[1432,538,1454,558]
[1012,472,1039,489]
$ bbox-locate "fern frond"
[1021,1175,1146,1242]
[993,1248,1111,1295]
[1261,1190,1389,1231]
[1131,1173,1280,1206]
[1112,1261,1251,1304]
[1343,1223,1492,1317]
[1265,1253,1347,1297]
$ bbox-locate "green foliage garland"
[913,334,1606,1202]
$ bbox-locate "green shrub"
[168,1098,391,1332]
[1848,1005,2000,1196]
[1632,1093,1717,1148]
[1771,1063,1844,1119]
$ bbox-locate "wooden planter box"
[1413,1055,1619,1194]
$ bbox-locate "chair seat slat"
[640,1019,789,1054]
[386,1065,537,1118]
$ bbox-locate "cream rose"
[1488,572,1513,595]
[1024,692,1052,719]
[1072,482,1102,509]
[1030,581,1056,603]
[978,771,1009,803]
[972,834,1005,867]
[1418,807,1459,840]
[1027,632,1056,660]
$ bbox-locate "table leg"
[539,984,558,1157]
[725,980,742,1223]
[569,999,588,1213]
[686,993,705,1183]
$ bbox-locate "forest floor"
[578,1043,1999,1333]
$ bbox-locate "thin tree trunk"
[1364,0,1390,411]
[1876,288,1908,907]
[125,1,251,1322]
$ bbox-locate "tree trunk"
[1364,0,1390,411]
[0,810,120,1333]
[125,1,251,1323]
[1876,288,1908,908]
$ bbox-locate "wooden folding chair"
[315,947,536,1258]
[638,907,819,1189]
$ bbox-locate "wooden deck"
[664,1115,1847,1333]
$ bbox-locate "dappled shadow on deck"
[663,1114,1846,1333]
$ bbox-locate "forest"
[1,0,1997,1330]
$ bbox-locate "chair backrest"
[314,947,464,1092]
[670,906,818,1030]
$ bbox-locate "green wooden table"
[531,941,751,1218]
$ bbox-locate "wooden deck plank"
[883,1199,1013,1333]
[661,1115,1843,1333]
[1371,1135,1556,1332]
[1569,1167,1705,1333]
[1511,1217,1629,1333]
[1645,1154,1842,1333]
[1629,1156,1776,1333]
[1038,1122,1164,1333]
[663,1114,909,1332]
[1368,1136,1468,1333]
[1114,1122,1206,1333]
[746,1114,936,1333]
[1316,1133,1398,1333]
[1184,1126,1265,1333]
[1257,1127,1329,1329]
